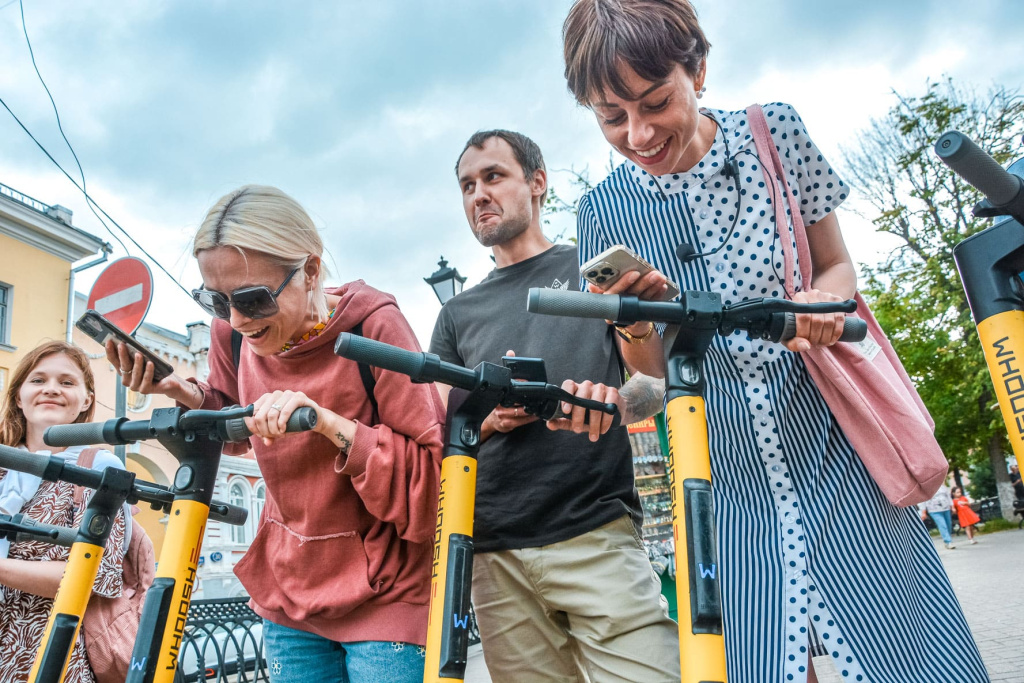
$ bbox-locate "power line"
[0,96,192,299]
[3,1,194,299]
[17,0,127,255]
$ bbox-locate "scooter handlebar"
[208,502,249,526]
[16,516,78,547]
[335,333,479,389]
[0,444,49,478]
[777,314,867,343]
[43,421,111,449]
[527,288,622,321]
[935,131,1024,207]
[220,407,318,443]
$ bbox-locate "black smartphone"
[76,309,175,381]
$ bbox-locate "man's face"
[457,137,539,248]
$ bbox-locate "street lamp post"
[424,256,467,305]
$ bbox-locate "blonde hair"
[193,185,330,321]
[0,341,96,447]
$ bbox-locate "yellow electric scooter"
[333,334,618,683]
[935,131,1024,485]
[527,287,864,683]
[40,404,315,683]
[0,441,250,683]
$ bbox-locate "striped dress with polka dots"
[576,103,989,683]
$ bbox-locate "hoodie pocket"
[235,516,379,622]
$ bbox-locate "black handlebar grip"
[13,517,78,547]
[43,421,110,448]
[935,131,1023,206]
[527,288,622,321]
[336,333,426,378]
[838,318,868,342]
[208,502,249,526]
[779,314,868,343]
[0,444,49,477]
[221,407,319,443]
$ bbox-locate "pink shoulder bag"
[745,104,948,507]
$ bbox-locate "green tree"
[842,79,1024,518]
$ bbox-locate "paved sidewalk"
[465,529,1024,682]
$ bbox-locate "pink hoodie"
[192,281,444,645]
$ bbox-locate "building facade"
[0,181,107,389]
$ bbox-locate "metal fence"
[176,597,481,681]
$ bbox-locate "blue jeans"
[262,620,425,683]
[929,509,953,544]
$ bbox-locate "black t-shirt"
[429,244,642,552]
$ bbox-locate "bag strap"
[350,322,379,422]
[72,447,101,508]
[230,325,378,421]
[231,325,244,369]
[745,104,813,295]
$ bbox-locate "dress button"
[700,210,709,219]
[784,513,794,523]
[771,465,781,473]
[715,262,726,273]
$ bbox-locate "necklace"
[281,308,336,352]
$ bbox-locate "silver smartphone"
[580,245,680,300]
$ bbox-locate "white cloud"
[0,0,1021,346]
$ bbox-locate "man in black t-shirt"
[430,130,679,682]
[1012,464,1024,500]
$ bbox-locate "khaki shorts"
[472,515,680,683]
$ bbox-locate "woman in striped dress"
[561,1,989,681]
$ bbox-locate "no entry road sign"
[86,257,154,334]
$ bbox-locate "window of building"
[0,282,12,348]
[229,481,249,545]
[253,483,266,536]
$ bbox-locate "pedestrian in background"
[951,486,981,545]
[923,484,956,549]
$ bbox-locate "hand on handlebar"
[784,289,848,352]
[248,390,325,446]
[546,380,621,442]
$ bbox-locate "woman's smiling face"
[17,353,93,433]
[592,62,708,177]
[197,247,313,356]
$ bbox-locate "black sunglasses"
[192,268,300,320]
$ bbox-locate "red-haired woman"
[0,341,127,683]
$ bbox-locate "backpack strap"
[72,447,101,509]
[231,324,378,422]
[351,322,379,424]
[231,327,243,370]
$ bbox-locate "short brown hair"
[0,341,96,447]
[563,0,710,106]
[455,129,546,180]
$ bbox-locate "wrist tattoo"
[336,432,352,452]
[619,373,666,423]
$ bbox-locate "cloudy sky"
[2,0,1023,346]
